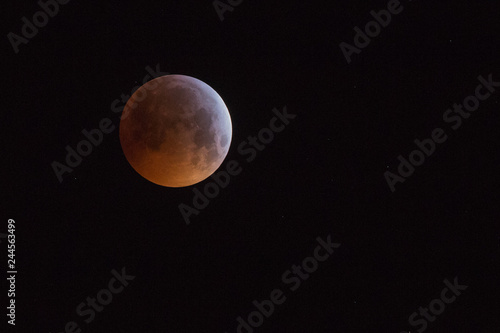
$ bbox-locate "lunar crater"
[120,75,232,187]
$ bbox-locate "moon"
[119,75,232,187]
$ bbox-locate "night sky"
[3,0,500,332]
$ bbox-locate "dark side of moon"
[119,75,232,187]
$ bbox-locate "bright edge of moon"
[119,75,232,187]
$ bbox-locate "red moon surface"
[119,75,232,187]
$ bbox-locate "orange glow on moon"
[119,75,232,187]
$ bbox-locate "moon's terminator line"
[120,75,232,187]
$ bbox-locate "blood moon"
[119,75,232,187]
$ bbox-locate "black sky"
[3,0,500,332]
